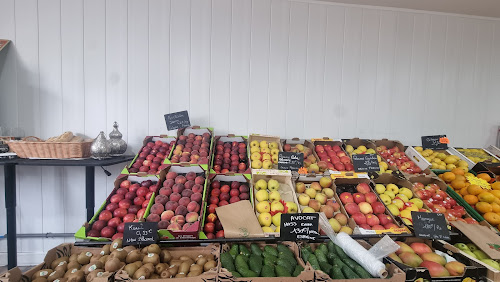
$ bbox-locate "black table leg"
[85,166,95,222]
[5,163,17,268]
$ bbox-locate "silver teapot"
[109,121,127,156]
[91,131,111,159]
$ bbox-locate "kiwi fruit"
[154,263,168,274]
[169,260,183,268]
[110,238,122,252]
[149,273,160,279]
[123,263,139,277]
[160,269,173,279]
[146,244,161,254]
[195,256,207,266]
[69,254,78,262]
[142,263,155,274]
[98,255,109,265]
[132,267,150,280]
[125,250,143,264]
[167,265,178,276]
[190,264,202,273]
[84,261,104,274]
[175,273,187,278]
[110,249,127,262]
[77,252,93,265]
[53,278,68,282]
[132,261,143,269]
[32,269,54,280]
[122,246,136,253]
[89,254,102,263]
[64,268,80,278]
[85,270,104,282]
[204,254,215,261]
[104,258,122,272]
[187,269,202,277]
[178,261,190,275]
[140,247,148,254]
[54,262,68,273]
[159,250,172,263]
[142,253,160,265]
[47,270,65,282]
[65,270,84,282]
[32,278,48,282]
[100,245,110,256]
[51,257,69,269]
[67,261,80,271]
[204,260,216,271]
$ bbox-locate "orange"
[476,202,493,214]
[451,179,466,190]
[490,190,500,199]
[460,187,469,196]
[477,173,492,183]
[491,182,500,190]
[467,185,483,195]
[442,172,456,183]
[492,203,500,213]
[478,192,496,203]
[451,168,465,176]
[455,175,466,182]
[464,195,478,205]
[483,212,500,225]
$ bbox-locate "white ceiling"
[319,0,500,18]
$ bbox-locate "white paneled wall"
[0,0,499,265]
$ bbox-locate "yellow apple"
[322,188,334,199]
[255,190,269,202]
[271,148,279,156]
[255,179,267,190]
[272,155,278,163]
[259,140,268,148]
[392,199,404,210]
[258,212,272,227]
[262,226,274,233]
[285,202,298,213]
[345,145,354,153]
[269,190,281,202]
[268,179,280,191]
[271,201,284,212]
[328,218,341,232]
[275,226,280,233]
[269,142,278,149]
[250,146,260,154]
[379,194,392,205]
[386,184,399,194]
[251,160,262,169]
[358,145,367,153]
[262,160,273,169]
[366,148,376,154]
[305,188,317,199]
[301,207,316,213]
[339,226,353,235]
[315,193,327,205]
[272,213,281,226]
[386,204,399,216]
[251,152,261,161]
[396,194,409,202]
[296,182,306,193]
[399,187,413,199]
[261,148,271,154]
[256,201,270,213]
[298,194,310,206]
[375,184,386,194]
[384,190,396,199]
[401,218,412,225]
[250,140,259,148]
[409,198,423,209]
[262,153,271,161]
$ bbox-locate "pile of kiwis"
[30,238,218,282]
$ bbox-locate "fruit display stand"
[412,147,470,171]
[122,135,176,175]
[378,237,487,281]
[302,240,406,281]
[209,135,250,176]
[154,164,208,239]
[251,171,299,236]
[248,134,282,170]
[312,138,354,172]
[165,126,214,171]
[334,177,410,235]
[343,138,391,174]
[218,241,312,280]
[448,147,500,168]
[373,139,431,176]
[203,173,253,239]
[293,174,357,235]
[372,173,432,229]
[75,173,164,241]
[487,145,500,160]
[281,138,322,174]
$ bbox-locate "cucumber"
[326,252,339,264]
[220,252,235,272]
[342,257,360,270]
[307,254,321,271]
[231,271,241,278]
[301,247,312,262]
[314,249,328,264]
[261,265,276,277]
[333,258,347,269]
[354,265,372,279]
[331,268,345,279]
[248,254,263,276]
[335,245,348,260]
[250,243,262,256]
[281,254,297,269]
[318,243,328,255]
[264,246,278,257]
[327,241,337,254]
[319,261,332,274]
[239,245,251,257]
[229,244,239,259]
[292,265,304,277]
[275,265,291,277]
[341,265,360,279]
[277,244,292,256]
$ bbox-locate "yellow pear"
[255,190,269,202]
[258,213,272,227]
[256,201,271,213]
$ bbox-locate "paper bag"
[216,200,264,238]
[452,221,500,259]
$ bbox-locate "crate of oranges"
[438,168,500,232]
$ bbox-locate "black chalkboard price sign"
[280,213,319,241]
[421,135,448,150]
[123,222,158,246]
[278,152,304,171]
[352,154,380,172]
[412,211,450,240]
[164,110,191,131]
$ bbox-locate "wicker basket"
[7,136,92,159]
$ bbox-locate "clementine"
[467,185,483,196]
[464,195,478,205]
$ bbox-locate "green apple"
[271,201,284,212]
[467,243,479,252]
[255,190,269,202]
[268,179,280,191]
[256,201,270,213]
[481,259,500,270]
[258,212,272,227]
[454,243,470,251]
[463,250,476,258]
[473,250,489,260]
[379,194,392,205]
[298,194,310,206]
[255,179,267,190]
[285,202,298,213]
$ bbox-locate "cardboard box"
[122,135,176,175]
[218,241,313,281]
[165,126,214,171]
[75,173,164,241]
[156,165,208,240]
[251,172,299,237]
[304,240,406,282]
[113,244,220,282]
[312,138,354,172]
[333,178,410,235]
[248,134,283,171]
[373,139,432,176]
[281,138,322,175]
[405,146,431,171]
[294,174,357,232]
[0,244,111,282]
[209,135,251,177]
[202,173,253,238]
[378,237,487,282]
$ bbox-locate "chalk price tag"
[352,154,380,172]
[280,213,319,241]
[412,211,450,240]
[421,135,448,150]
[278,152,304,171]
[123,222,158,246]
[164,110,191,131]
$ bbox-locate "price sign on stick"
[280,213,319,241]
[421,135,448,150]
[412,212,450,240]
[164,110,190,131]
[123,222,158,246]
